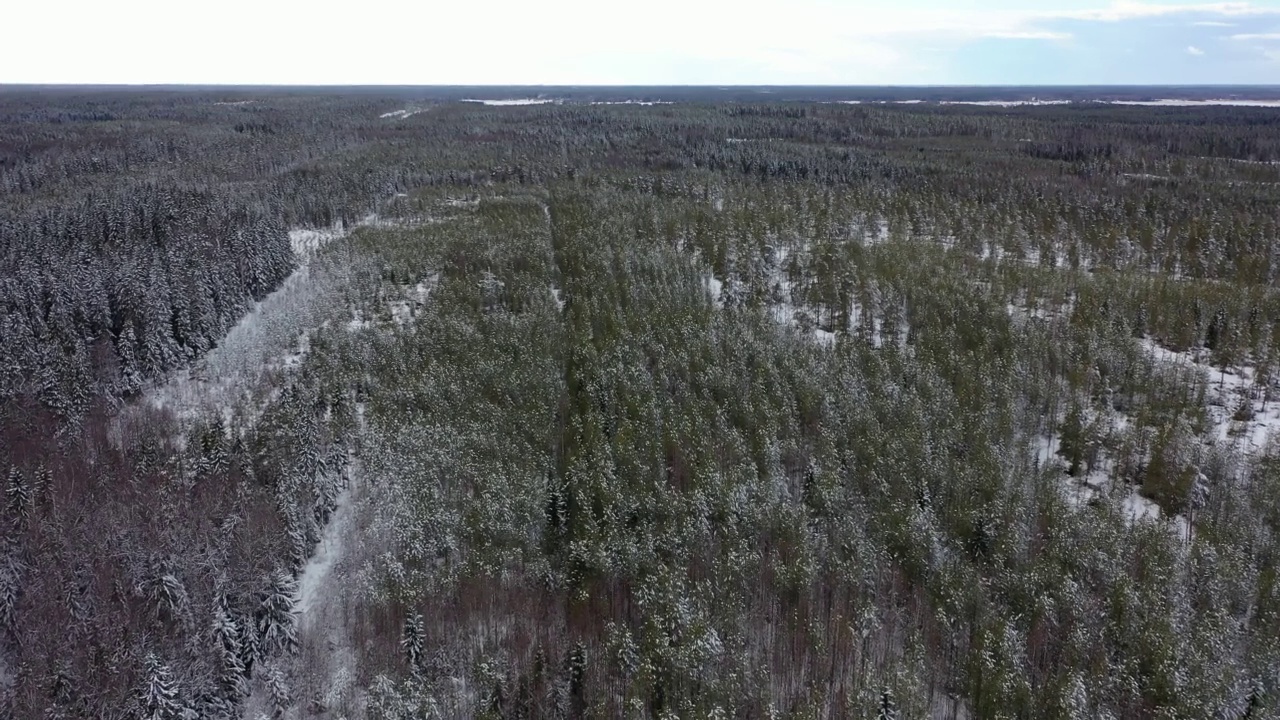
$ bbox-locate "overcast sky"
[5,0,1280,85]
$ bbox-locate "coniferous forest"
[3,87,1280,719]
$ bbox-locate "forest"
[2,87,1280,719]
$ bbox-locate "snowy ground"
[1108,99,1280,107]
[1030,335,1280,543]
[298,402,368,718]
[1140,338,1280,456]
[387,275,440,325]
[116,198,458,717]
[941,100,1072,107]
[443,196,481,209]
[1032,421,1181,535]
[380,108,424,119]
[1005,295,1075,325]
[832,98,1280,108]
[700,240,896,348]
[703,274,723,306]
[126,224,355,434]
[590,100,673,106]
[290,226,346,260]
[242,403,370,720]
[1003,292,1184,534]
[125,195,440,439]
[460,98,558,106]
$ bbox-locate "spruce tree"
[256,570,299,656]
[401,612,425,676]
[139,653,184,720]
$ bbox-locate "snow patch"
[289,227,344,260]
[1140,338,1280,456]
[131,211,393,431]
[460,98,558,106]
[296,461,355,616]
[703,274,723,305]
[1036,427,1189,537]
[246,403,369,720]
[941,100,1072,107]
[387,274,439,325]
[590,100,674,106]
[443,196,481,209]
[1109,99,1280,107]
[380,108,424,119]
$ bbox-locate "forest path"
[122,197,412,445]
[295,400,368,719]
[241,402,369,720]
[125,222,355,439]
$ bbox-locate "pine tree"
[1064,673,1090,720]
[31,465,50,510]
[567,642,587,716]
[116,321,143,394]
[401,612,425,676]
[1058,402,1087,476]
[6,466,30,525]
[238,609,261,680]
[212,605,249,701]
[479,270,506,313]
[49,659,76,706]
[0,554,18,637]
[139,653,184,720]
[145,561,189,622]
[265,664,291,720]
[878,687,898,720]
[256,570,299,656]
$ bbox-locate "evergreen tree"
[401,612,425,676]
[256,570,299,656]
[265,664,290,720]
[212,605,249,701]
[138,653,184,720]
[878,687,898,720]
[5,467,29,527]
[1058,402,1087,476]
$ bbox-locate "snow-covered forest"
[3,87,1280,719]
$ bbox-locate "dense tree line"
[0,186,292,414]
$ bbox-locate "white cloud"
[1188,45,1207,55]
[1193,20,1237,26]
[1230,32,1280,39]
[1058,2,1279,22]
[984,31,1073,40]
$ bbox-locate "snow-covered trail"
[137,233,335,428]
[296,405,362,619]
[241,402,369,720]
[122,211,396,439]
[261,406,367,717]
